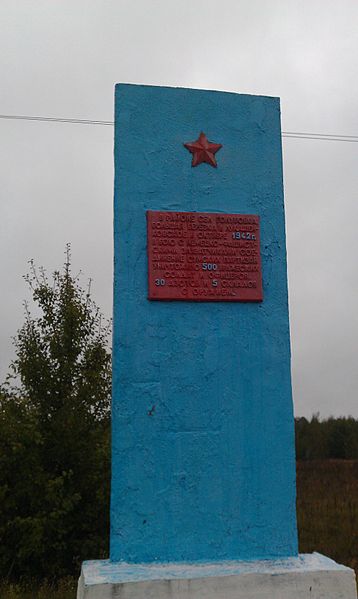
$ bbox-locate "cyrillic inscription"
[147,211,263,302]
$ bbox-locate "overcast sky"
[1,0,357,417]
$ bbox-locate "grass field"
[297,459,358,578]
[0,578,77,599]
[1,460,357,598]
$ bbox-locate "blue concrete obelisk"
[111,84,298,563]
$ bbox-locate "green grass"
[1,460,357,597]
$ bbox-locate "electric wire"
[0,114,113,126]
[283,130,358,139]
[0,113,357,143]
[282,134,358,143]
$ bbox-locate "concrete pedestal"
[77,553,357,599]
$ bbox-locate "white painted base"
[77,553,357,599]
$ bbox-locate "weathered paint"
[111,84,298,562]
[77,554,358,599]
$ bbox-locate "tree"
[295,415,358,461]
[0,246,111,580]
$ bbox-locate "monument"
[77,84,357,598]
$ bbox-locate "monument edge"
[114,81,281,103]
[77,553,357,599]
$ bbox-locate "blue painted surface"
[111,84,298,563]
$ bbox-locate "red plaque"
[147,211,263,302]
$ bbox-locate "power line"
[0,114,114,126]
[282,134,358,143]
[0,113,357,143]
[283,130,358,139]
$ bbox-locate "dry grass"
[0,578,77,599]
[297,459,358,579]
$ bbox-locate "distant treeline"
[295,415,358,460]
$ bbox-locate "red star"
[184,132,222,168]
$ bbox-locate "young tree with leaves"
[0,246,111,580]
